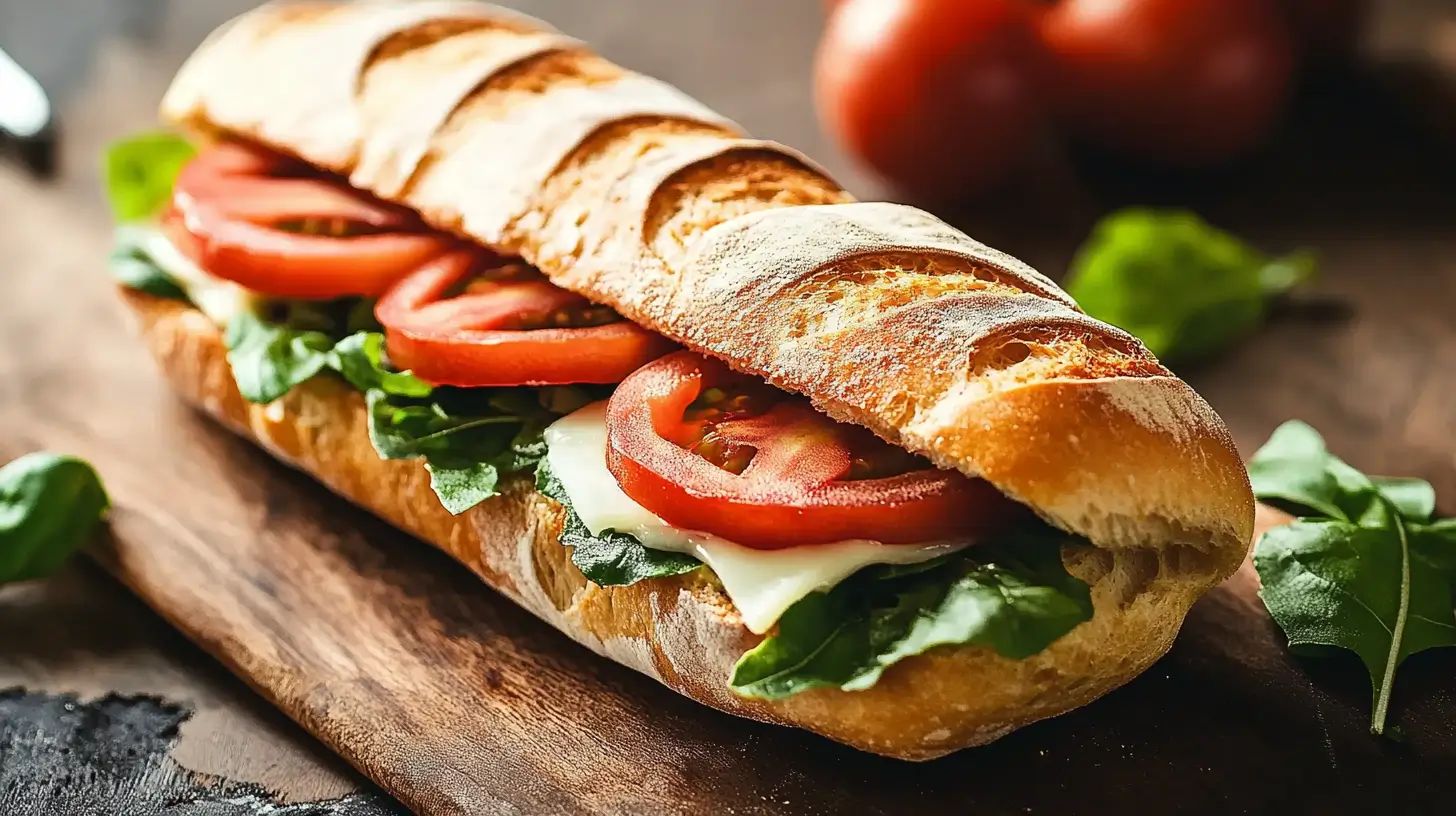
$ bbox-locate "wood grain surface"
[1,1,1454,814]
[0,563,390,810]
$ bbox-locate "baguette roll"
[127,0,1256,759]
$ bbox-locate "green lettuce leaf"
[1248,420,1456,735]
[98,132,569,520]
[0,453,110,584]
[109,234,188,300]
[224,310,336,405]
[1065,208,1316,365]
[367,388,579,514]
[225,297,408,405]
[1413,520,1456,575]
[1247,419,1387,524]
[1254,517,1456,733]
[1370,476,1437,523]
[534,458,700,585]
[365,389,520,461]
[426,460,500,516]
[228,299,573,514]
[730,527,1092,699]
[103,132,196,222]
[329,332,432,397]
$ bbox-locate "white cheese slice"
[119,225,263,326]
[543,402,965,634]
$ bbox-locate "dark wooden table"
[1,1,1454,814]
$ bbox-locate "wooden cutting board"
[4,0,1456,812]
[7,403,1455,816]
[4,215,1455,816]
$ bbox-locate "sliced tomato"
[169,142,456,299]
[375,250,677,387]
[605,351,1020,549]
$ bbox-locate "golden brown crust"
[122,288,1238,759]
[138,0,1258,758]
[159,1,1256,561]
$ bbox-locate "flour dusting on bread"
[136,0,1257,760]
[1098,377,1198,443]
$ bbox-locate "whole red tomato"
[1038,0,1296,167]
[814,0,1046,200]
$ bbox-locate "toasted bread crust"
[123,288,1240,759]
[134,0,1257,758]
[159,1,1255,560]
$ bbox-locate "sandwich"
[107,0,1255,760]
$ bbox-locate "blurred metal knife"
[0,45,57,178]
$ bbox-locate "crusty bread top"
[159,0,1254,561]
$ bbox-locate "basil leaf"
[103,132,196,222]
[108,236,188,301]
[0,453,110,584]
[1254,517,1456,734]
[1065,208,1316,365]
[224,310,335,404]
[535,459,699,585]
[329,332,433,397]
[425,460,500,516]
[731,528,1093,700]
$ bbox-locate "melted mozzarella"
[544,402,964,634]
[120,226,262,326]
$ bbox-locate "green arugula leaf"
[534,459,699,585]
[329,332,433,397]
[108,234,188,300]
[1254,517,1456,733]
[1247,420,1385,523]
[1249,421,1456,735]
[426,460,500,516]
[1065,208,1316,365]
[533,450,1090,698]
[277,298,378,336]
[365,389,520,461]
[344,299,384,334]
[224,301,400,405]
[731,528,1093,699]
[366,388,566,514]
[1370,477,1437,523]
[224,310,336,404]
[1413,521,1456,573]
[104,132,196,222]
[0,453,110,584]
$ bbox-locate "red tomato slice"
[376,250,678,387]
[605,351,1020,549]
[170,142,456,299]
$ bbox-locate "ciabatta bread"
[126,0,1256,759]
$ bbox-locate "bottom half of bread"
[120,288,1234,760]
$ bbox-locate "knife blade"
[0,45,57,178]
